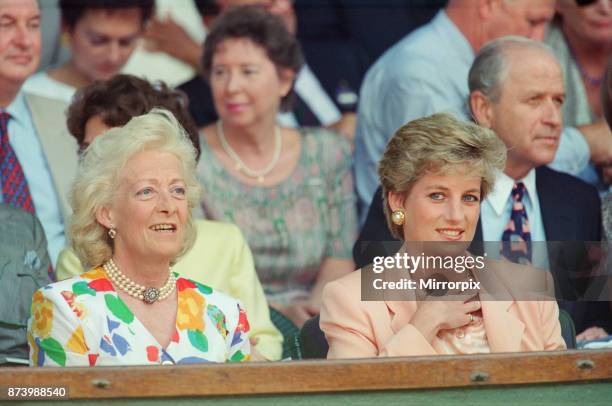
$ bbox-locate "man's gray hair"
[468,36,556,102]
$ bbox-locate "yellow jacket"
[56,220,282,361]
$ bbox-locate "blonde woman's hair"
[378,112,506,240]
[68,108,201,268]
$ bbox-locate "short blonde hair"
[68,108,201,268]
[378,113,506,239]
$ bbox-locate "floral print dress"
[198,127,357,306]
[27,267,250,367]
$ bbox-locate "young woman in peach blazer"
[320,113,566,358]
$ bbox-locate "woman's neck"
[563,24,611,78]
[48,61,92,89]
[220,119,278,158]
[111,249,171,288]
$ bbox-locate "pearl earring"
[391,210,405,226]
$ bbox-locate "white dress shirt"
[5,92,66,267]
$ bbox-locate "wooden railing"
[1,349,611,400]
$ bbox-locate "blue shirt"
[481,169,550,270]
[4,92,65,267]
[354,10,590,225]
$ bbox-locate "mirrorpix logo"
[371,273,481,294]
[419,273,480,295]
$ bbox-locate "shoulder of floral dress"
[176,276,214,295]
[176,276,242,309]
[300,126,349,147]
[37,268,114,310]
[300,126,352,168]
[36,267,103,292]
[79,266,108,280]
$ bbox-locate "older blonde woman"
[54,74,281,361]
[320,113,566,358]
[27,109,250,367]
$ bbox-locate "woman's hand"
[276,301,319,329]
[143,14,203,69]
[248,337,268,361]
[409,297,481,343]
[576,326,609,342]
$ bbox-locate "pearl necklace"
[217,120,281,183]
[565,35,603,87]
[103,258,176,304]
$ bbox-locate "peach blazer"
[320,259,566,359]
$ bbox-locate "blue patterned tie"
[501,182,532,264]
[0,110,35,213]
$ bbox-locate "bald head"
[446,0,555,52]
[469,36,558,104]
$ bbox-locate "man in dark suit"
[355,37,609,339]
[0,204,52,363]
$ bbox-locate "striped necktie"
[501,182,532,264]
[0,110,56,280]
[0,110,35,213]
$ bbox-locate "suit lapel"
[536,166,573,241]
[478,260,525,352]
[467,219,484,256]
[386,300,418,334]
[481,300,525,352]
[474,218,483,241]
[25,93,78,219]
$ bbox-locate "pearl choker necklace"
[103,258,176,304]
[217,120,281,183]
